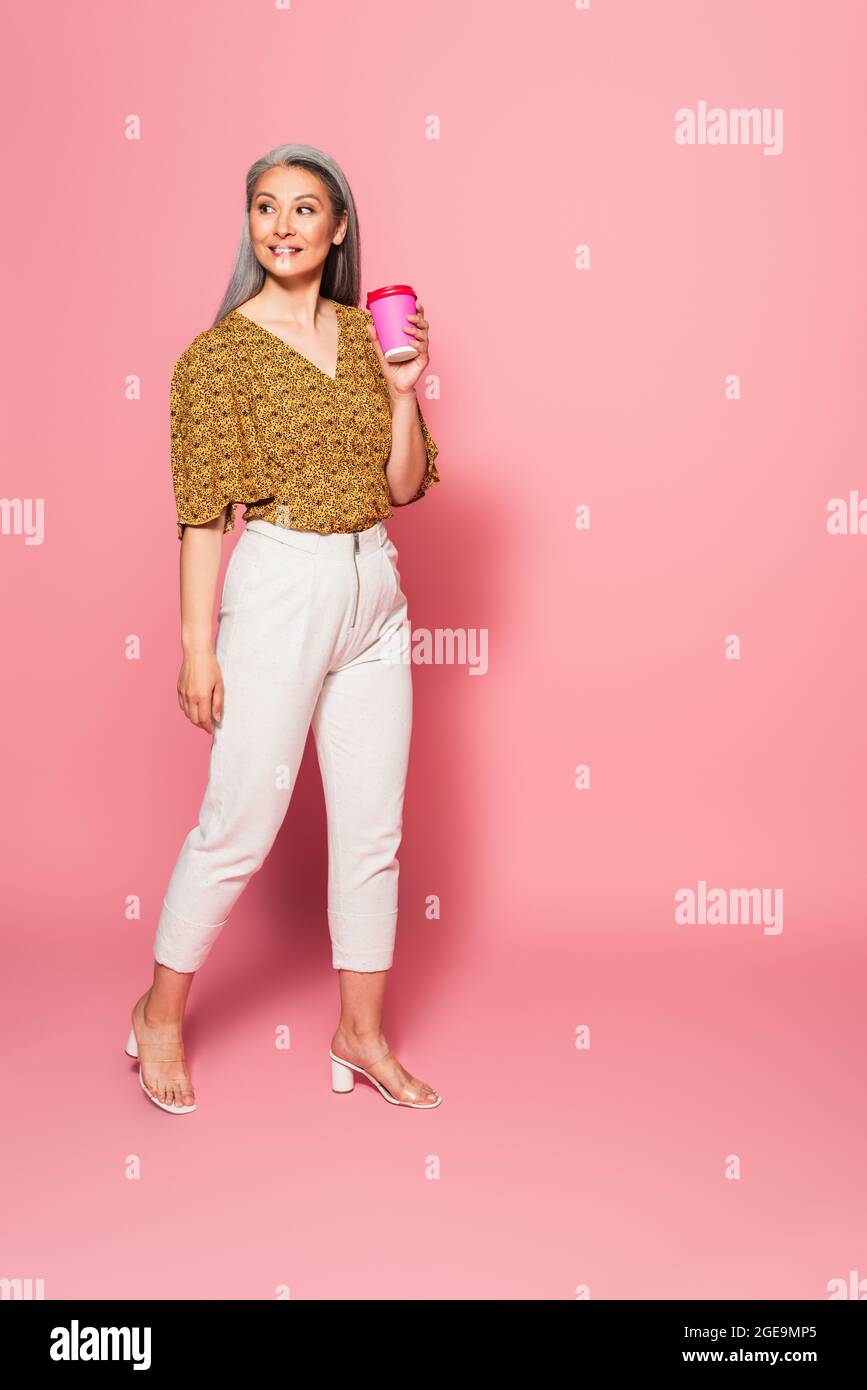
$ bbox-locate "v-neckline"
[230,298,344,383]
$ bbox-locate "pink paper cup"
[366,284,420,363]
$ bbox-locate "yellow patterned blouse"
[169,299,440,539]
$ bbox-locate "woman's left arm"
[367,301,440,506]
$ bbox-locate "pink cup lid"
[366,284,416,307]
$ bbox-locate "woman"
[125,144,442,1114]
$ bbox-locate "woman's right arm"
[177,508,228,734]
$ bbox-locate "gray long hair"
[210,143,361,327]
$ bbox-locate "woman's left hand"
[367,300,430,397]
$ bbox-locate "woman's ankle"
[334,1024,386,1048]
[143,1008,184,1029]
[138,989,184,1029]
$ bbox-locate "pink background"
[2,0,866,1300]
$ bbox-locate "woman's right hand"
[177,648,224,733]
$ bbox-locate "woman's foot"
[130,989,195,1110]
[330,1027,439,1106]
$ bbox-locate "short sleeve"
[170,340,274,540]
[397,397,440,506]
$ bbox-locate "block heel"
[328,1048,442,1108]
[331,1054,356,1093]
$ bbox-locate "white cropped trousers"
[153,517,413,975]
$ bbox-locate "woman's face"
[248,165,347,281]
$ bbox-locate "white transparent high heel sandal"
[125,1026,197,1114]
[329,1048,442,1108]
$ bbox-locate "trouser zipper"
[350,531,360,627]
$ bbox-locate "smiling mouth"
[272,246,302,255]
